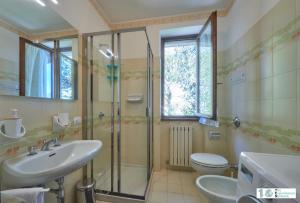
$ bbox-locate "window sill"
[198,117,219,127]
[161,116,199,122]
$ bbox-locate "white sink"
[2,140,102,187]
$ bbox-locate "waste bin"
[76,178,96,203]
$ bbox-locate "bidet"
[196,175,237,203]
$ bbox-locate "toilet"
[190,153,229,175]
[196,175,237,203]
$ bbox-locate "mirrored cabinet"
[19,37,78,100]
[0,0,78,101]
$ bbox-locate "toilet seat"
[191,153,228,168]
[192,161,228,168]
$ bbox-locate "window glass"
[59,53,77,100]
[163,40,197,117]
[199,22,213,117]
[25,43,52,98]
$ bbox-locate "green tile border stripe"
[219,116,300,153]
[0,124,82,159]
[218,14,300,76]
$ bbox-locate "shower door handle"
[98,112,105,119]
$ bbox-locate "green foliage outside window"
[162,38,213,118]
[163,40,197,116]
[60,54,76,100]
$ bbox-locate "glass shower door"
[86,29,153,199]
[88,34,114,192]
[118,31,149,196]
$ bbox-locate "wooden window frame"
[197,11,217,121]
[160,11,218,122]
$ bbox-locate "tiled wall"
[0,32,84,203]
[121,58,148,166]
[219,0,300,163]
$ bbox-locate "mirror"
[0,0,78,100]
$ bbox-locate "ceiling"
[160,25,202,37]
[95,0,233,23]
[0,0,73,34]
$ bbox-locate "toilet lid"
[191,153,228,167]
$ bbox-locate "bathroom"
[0,0,299,203]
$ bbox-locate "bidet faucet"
[41,138,61,151]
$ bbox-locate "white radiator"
[169,126,192,167]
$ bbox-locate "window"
[25,43,52,98]
[58,38,78,100]
[19,39,54,98]
[59,54,77,100]
[161,36,198,120]
[161,11,217,121]
[19,37,78,100]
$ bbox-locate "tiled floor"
[97,169,208,203]
[147,169,208,203]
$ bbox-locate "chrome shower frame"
[82,27,154,202]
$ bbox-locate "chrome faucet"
[41,138,61,151]
[27,146,38,156]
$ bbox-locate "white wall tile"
[273,70,297,99]
[273,98,297,129]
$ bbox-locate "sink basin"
[2,140,102,187]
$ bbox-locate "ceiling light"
[35,0,46,7]
[51,0,58,4]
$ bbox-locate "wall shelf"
[127,94,144,103]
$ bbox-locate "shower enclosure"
[83,28,153,200]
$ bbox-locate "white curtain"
[25,44,52,98]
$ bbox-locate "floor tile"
[151,180,167,192]
[182,184,200,197]
[97,169,203,203]
[167,171,181,184]
[180,172,195,186]
[183,195,202,203]
[148,191,168,203]
[167,192,185,203]
[167,183,182,194]
[152,174,168,184]
[96,169,205,203]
